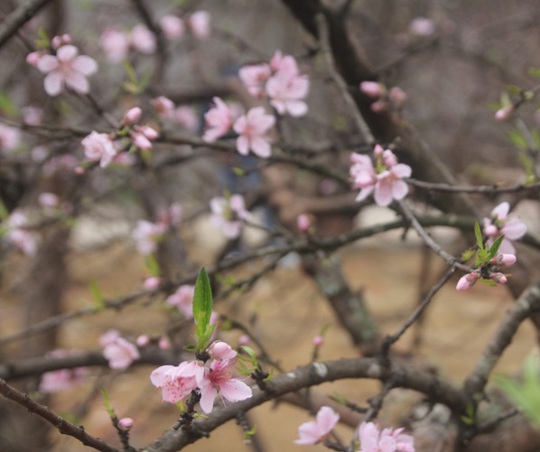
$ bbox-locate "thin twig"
[0,0,52,48]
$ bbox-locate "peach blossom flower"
[358,422,415,452]
[233,107,275,158]
[483,202,527,254]
[81,131,117,167]
[295,406,339,445]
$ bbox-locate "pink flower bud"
[158,337,171,350]
[124,107,142,125]
[370,100,388,112]
[141,125,159,140]
[26,51,43,67]
[491,253,516,267]
[313,335,324,346]
[39,192,59,207]
[491,272,508,284]
[118,417,133,430]
[360,81,382,98]
[495,106,514,122]
[136,335,150,347]
[51,34,72,49]
[297,214,312,233]
[208,340,237,360]
[373,144,384,156]
[456,272,479,291]
[389,87,407,108]
[238,334,250,346]
[143,276,162,289]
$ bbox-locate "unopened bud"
[158,337,171,350]
[484,224,498,237]
[456,272,479,291]
[360,81,383,99]
[491,272,508,284]
[491,253,516,267]
[136,335,150,347]
[118,417,133,430]
[124,107,142,125]
[313,335,324,347]
[297,214,312,233]
[495,106,514,122]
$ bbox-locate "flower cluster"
[39,349,88,393]
[153,96,199,132]
[150,340,252,414]
[295,406,415,451]
[100,330,140,370]
[27,34,97,97]
[360,82,407,113]
[210,194,251,239]
[81,107,159,168]
[350,144,412,206]
[240,50,310,117]
[166,284,195,318]
[456,252,517,291]
[100,12,210,63]
[4,210,37,256]
[483,202,527,254]
[202,98,275,158]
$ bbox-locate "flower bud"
[389,87,407,108]
[208,340,237,360]
[491,272,508,284]
[158,337,171,350]
[360,81,382,98]
[313,335,324,346]
[143,276,162,289]
[297,214,312,233]
[484,224,498,237]
[118,417,133,430]
[491,253,516,267]
[456,272,479,291]
[124,107,142,125]
[495,106,514,122]
[136,335,150,347]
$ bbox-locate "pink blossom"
[22,106,43,126]
[358,422,415,452]
[26,50,45,67]
[266,71,309,116]
[38,192,59,208]
[118,418,133,430]
[389,87,408,108]
[150,360,204,403]
[160,15,185,40]
[210,194,250,239]
[153,96,176,119]
[159,337,171,350]
[351,147,411,207]
[81,131,117,167]
[0,124,21,153]
[157,203,183,227]
[203,97,235,142]
[102,336,140,370]
[5,211,37,255]
[409,17,436,37]
[136,335,150,347]
[130,24,156,54]
[483,202,527,254]
[198,358,252,414]
[100,28,130,63]
[36,44,97,96]
[371,100,388,112]
[188,11,211,38]
[51,34,72,49]
[132,220,167,255]
[238,335,251,346]
[39,350,88,393]
[294,406,340,445]
[174,106,199,131]
[233,107,275,158]
[360,81,383,98]
[456,272,479,291]
[239,63,271,98]
[131,125,159,150]
[166,284,195,318]
[313,335,324,346]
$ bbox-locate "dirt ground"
[1,238,535,451]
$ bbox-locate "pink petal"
[374,180,393,206]
[236,136,249,155]
[36,55,59,73]
[294,421,321,445]
[219,379,252,403]
[502,218,527,240]
[44,72,64,96]
[391,163,412,178]
[492,202,510,220]
[65,71,89,94]
[391,179,409,200]
[285,100,308,117]
[56,45,78,61]
[355,185,374,202]
[250,136,272,158]
[72,55,98,75]
[199,384,217,413]
[316,406,339,434]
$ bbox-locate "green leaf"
[0,92,18,117]
[145,254,161,277]
[101,388,116,418]
[488,235,505,259]
[474,222,484,250]
[508,130,528,150]
[193,267,213,351]
[461,248,475,261]
[89,281,105,309]
[529,67,540,79]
